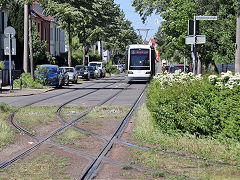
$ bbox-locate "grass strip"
[131,104,240,179]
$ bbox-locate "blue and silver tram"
[126,44,155,82]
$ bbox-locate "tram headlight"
[145,71,151,74]
[128,71,133,74]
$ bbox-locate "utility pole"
[23,4,29,73]
[235,0,240,73]
[29,11,34,79]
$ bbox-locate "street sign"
[195,16,217,21]
[4,37,16,55]
[4,26,16,37]
[185,35,206,45]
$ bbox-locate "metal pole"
[193,16,197,75]
[8,33,12,90]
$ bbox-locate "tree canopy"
[133,0,238,65]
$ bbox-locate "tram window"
[130,49,150,70]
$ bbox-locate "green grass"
[85,106,130,119]
[61,106,88,120]
[0,152,70,179]
[131,104,240,179]
[15,106,58,135]
[0,103,17,150]
[56,128,84,145]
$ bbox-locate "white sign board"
[185,35,206,45]
[4,37,16,55]
[196,16,217,21]
[4,26,16,36]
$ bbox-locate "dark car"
[59,67,70,85]
[37,64,64,88]
[168,64,190,73]
[86,66,97,79]
[163,65,169,73]
[75,65,90,80]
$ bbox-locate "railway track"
[1,75,235,179]
[0,76,133,170]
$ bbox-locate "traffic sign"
[4,26,16,37]
[195,16,217,21]
[185,35,206,45]
[4,37,16,55]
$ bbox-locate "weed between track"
[0,103,17,150]
[0,152,70,179]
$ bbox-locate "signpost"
[185,35,206,45]
[4,26,16,90]
[186,16,217,74]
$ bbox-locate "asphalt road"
[0,74,147,107]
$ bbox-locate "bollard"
[20,75,22,90]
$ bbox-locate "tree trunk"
[29,13,34,79]
[82,26,86,66]
[23,4,29,73]
[93,43,96,55]
[235,0,240,73]
[68,23,72,67]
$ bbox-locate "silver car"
[60,67,78,84]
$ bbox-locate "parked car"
[86,66,97,79]
[114,64,124,73]
[37,64,64,88]
[75,65,90,80]
[60,66,78,84]
[92,66,101,78]
[168,64,190,73]
[120,64,125,71]
[59,67,70,85]
[163,65,169,73]
[88,61,106,77]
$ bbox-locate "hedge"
[147,71,240,141]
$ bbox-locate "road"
[0,74,147,107]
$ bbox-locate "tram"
[125,44,155,82]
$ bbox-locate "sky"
[114,0,162,42]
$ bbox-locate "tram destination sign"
[196,16,217,21]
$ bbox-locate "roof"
[31,2,54,22]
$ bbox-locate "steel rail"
[0,77,127,169]
[79,85,147,180]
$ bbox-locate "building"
[31,2,65,56]
[148,38,160,61]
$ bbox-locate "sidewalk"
[0,85,54,97]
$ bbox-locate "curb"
[0,88,55,97]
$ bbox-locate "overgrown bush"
[34,66,50,85]
[105,62,119,74]
[13,73,45,89]
[147,71,240,141]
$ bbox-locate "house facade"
[31,2,65,56]
[148,38,160,61]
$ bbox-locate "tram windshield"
[129,49,150,70]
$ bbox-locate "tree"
[41,0,94,67]
[134,0,238,69]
